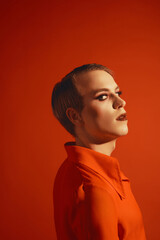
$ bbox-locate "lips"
[116,112,127,121]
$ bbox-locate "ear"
[66,108,83,126]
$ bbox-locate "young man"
[51,64,146,240]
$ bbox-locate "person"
[51,63,146,240]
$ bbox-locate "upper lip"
[116,112,127,120]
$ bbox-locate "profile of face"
[68,70,128,143]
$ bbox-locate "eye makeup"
[96,91,122,101]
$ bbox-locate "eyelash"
[96,91,122,101]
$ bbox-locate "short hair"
[51,63,113,137]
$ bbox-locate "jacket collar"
[64,141,129,199]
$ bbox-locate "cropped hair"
[51,63,113,137]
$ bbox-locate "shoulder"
[83,184,117,213]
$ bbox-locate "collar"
[64,141,129,199]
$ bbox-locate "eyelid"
[95,91,122,101]
[96,93,108,101]
[96,91,122,97]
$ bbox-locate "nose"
[113,95,126,109]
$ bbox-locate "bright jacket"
[53,141,146,240]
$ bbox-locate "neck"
[75,136,117,156]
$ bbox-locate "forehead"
[74,70,118,96]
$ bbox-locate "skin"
[66,70,128,156]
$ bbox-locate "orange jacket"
[53,142,146,240]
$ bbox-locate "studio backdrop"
[1,0,160,239]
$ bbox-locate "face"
[74,70,128,142]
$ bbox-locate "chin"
[118,126,129,136]
[100,128,128,142]
[110,126,128,139]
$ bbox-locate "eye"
[116,91,122,96]
[96,91,122,101]
[96,94,108,101]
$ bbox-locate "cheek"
[82,105,100,121]
[82,104,112,125]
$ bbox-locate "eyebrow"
[90,86,120,96]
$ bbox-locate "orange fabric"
[53,142,146,240]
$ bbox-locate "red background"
[1,0,160,239]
